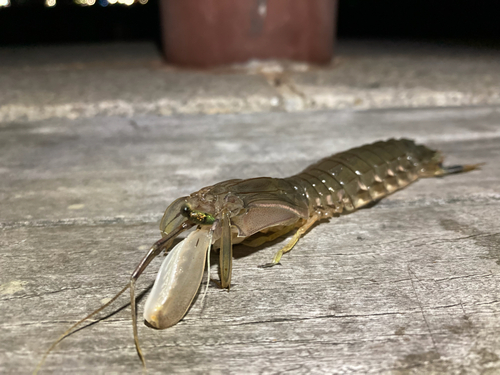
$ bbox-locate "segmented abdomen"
[284,138,442,216]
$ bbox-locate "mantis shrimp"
[36,138,480,372]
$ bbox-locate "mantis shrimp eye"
[180,204,191,218]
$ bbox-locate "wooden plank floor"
[1,106,500,374]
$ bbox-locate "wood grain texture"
[1,106,500,374]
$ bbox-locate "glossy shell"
[143,228,212,329]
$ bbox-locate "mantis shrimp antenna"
[35,223,193,374]
[33,283,131,375]
[130,279,147,372]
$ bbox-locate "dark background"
[1,0,499,46]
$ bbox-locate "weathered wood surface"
[1,106,500,374]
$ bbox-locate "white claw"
[144,228,212,329]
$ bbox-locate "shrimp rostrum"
[36,138,481,371]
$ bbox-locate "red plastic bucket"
[160,0,338,67]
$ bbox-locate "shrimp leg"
[242,224,297,248]
[219,210,233,289]
[259,214,320,268]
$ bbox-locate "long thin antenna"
[128,221,193,372]
[35,221,193,375]
[33,283,130,375]
[130,279,146,372]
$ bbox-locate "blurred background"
[1,0,499,51]
[1,0,500,126]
